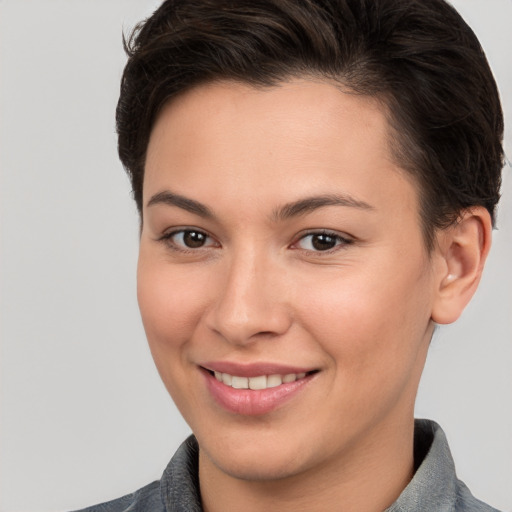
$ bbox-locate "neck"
[199,417,415,512]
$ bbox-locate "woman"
[1,0,508,511]
[71,0,506,510]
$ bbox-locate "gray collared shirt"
[74,419,501,511]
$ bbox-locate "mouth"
[204,368,315,390]
[200,365,319,415]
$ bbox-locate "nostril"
[256,330,279,337]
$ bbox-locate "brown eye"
[182,230,207,248]
[165,229,217,250]
[310,234,337,251]
[295,232,351,252]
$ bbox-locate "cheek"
[136,255,207,362]
[136,258,211,418]
[295,267,433,437]
[293,260,433,377]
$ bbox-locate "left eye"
[166,229,216,249]
[295,232,350,252]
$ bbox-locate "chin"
[204,448,309,482]
[197,427,322,483]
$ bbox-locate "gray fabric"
[385,420,500,512]
[74,419,501,512]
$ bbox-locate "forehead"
[148,79,392,165]
[144,79,419,224]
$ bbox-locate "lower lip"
[202,369,315,416]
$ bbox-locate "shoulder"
[71,480,165,512]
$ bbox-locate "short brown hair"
[116,0,504,249]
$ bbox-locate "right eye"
[161,229,219,250]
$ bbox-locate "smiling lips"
[214,371,307,390]
[201,364,316,415]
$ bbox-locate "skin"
[138,80,491,512]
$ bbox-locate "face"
[138,80,437,483]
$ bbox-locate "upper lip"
[200,361,316,377]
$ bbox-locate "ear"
[431,207,492,325]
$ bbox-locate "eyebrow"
[272,194,375,221]
[147,190,374,221]
[147,190,214,218]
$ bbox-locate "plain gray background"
[1,1,511,511]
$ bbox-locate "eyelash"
[159,228,219,253]
[158,228,353,254]
[291,230,354,254]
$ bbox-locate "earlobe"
[431,207,492,325]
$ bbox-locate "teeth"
[232,376,249,389]
[249,375,267,390]
[267,374,282,387]
[212,371,309,390]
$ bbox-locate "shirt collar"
[385,419,458,511]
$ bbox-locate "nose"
[204,249,292,345]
